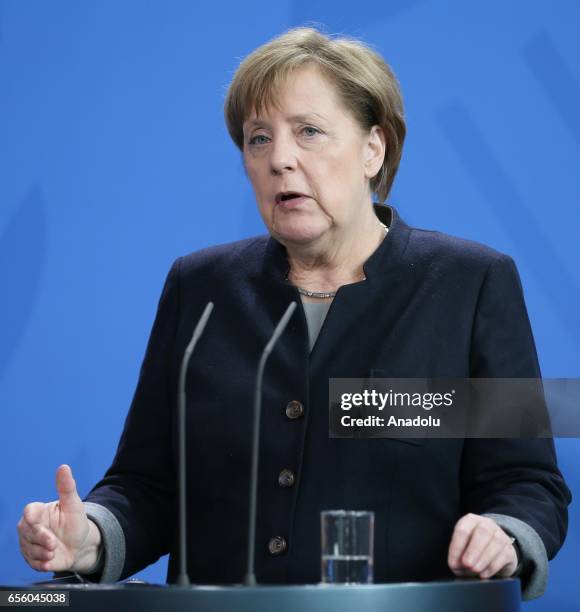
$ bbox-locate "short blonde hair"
[224,27,406,202]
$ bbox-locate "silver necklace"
[295,286,337,299]
[289,223,388,300]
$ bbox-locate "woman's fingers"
[448,513,481,571]
[459,522,495,569]
[478,542,518,578]
[22,502,46,527]
[26,558,53,572]
[470,528,505,572]
[18,522,57,569]
[18,506,62,572]
[20,541,55,562]
[19,522,56,549]
[448,513,518,578]
[18,526,74,572]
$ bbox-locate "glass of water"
[320,510,374,584]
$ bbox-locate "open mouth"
[275,192,306,204]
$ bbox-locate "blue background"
[0,1,578,608]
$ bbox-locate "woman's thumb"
[55,464,81,513]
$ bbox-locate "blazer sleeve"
[83,257,182,580]
[461,255,571,591]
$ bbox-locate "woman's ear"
[364,125,386,180]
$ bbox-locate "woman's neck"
[285,207,387,295]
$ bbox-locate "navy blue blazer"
[86,205,570,585]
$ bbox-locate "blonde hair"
[224,27,406,202]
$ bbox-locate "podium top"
[1,579,521,612]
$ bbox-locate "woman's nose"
[269,136,297,175]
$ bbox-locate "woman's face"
[242,65,384,246]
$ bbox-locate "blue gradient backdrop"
[0,1,578,609]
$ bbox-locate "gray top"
[302,299,332,351]
[79,297,549,600]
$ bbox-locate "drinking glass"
[320,510,374,584]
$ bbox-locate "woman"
[17,27,570,600]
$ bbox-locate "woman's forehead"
[243,66,344,125]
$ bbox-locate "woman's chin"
[273,225,329,246]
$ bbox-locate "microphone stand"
[244,302,297,586]
[176,302,214,587]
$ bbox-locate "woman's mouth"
[275,192,310,209]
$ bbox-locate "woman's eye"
[249,134,269,146]
[301,126,320,137]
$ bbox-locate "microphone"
[244,301,297,587]
[177,302,214,587]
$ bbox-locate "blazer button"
[285,400,304,420]
[268,536,287,555]
[278,469,295,488]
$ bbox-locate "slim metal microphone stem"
[177,302,214,587]
[244,301,297,587]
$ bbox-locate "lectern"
[0,579,521,612]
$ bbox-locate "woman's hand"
[17,464,102,573]
[448,513,518,579]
